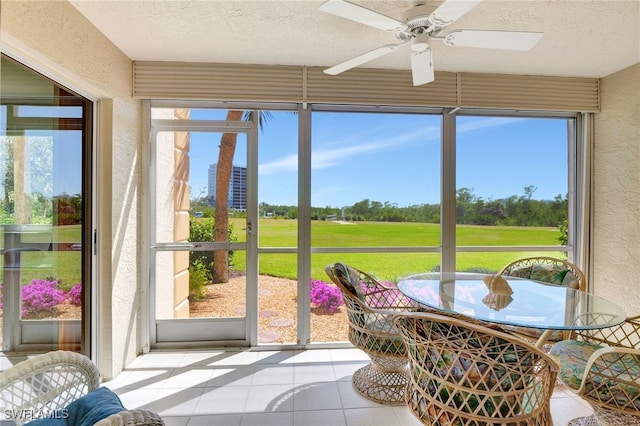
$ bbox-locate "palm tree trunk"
[213,109,244,283]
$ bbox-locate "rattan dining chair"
[550,315,640,426]
[497,256,587,346]
[394,311,558,425]
[498,256,586,290]
[0,350,164,425]
[325,262,420,405]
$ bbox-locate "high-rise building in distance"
[208,163,247,210]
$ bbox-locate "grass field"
[2,220,563,285]
[231,218,564,281]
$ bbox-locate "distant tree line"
[257,186,567,227]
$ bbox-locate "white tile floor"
[0,348,594,425]
[95,348,593,426]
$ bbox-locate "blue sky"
[2,108,568,208]
[1,106,84,198]
[2,105,567,207]
[190,110,568,207]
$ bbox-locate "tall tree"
[213,110,244,283]
[212,110,272,283]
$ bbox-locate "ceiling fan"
[319,0,543,86]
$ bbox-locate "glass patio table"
[397,272,626,348]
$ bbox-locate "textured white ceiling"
[70,0,640,79]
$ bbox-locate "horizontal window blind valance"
[133,61,600,112]
[305,67,459,107]
[133,62,304,102]
[459,74,600,112]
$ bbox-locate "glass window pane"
[310,252,440,344]
[456,251,566,274]
[258,111,298,246]
[155,249,247,320]
[456,116,570,270]
[258,253,297,344]
[154,130,247,244]
[311,111,441,247]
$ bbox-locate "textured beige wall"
[592,63,640,316]
[1,0,141,378]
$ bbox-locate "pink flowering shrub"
[0,285,3,309]
[310,279,344,313]
[21,279,65,319]
[66,283,83,306]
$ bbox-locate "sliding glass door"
[1,55,93,353]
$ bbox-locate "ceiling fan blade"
[411,50,435,86]
[324,44,402,75]
[444,30,543,50]
[429,0,484,27]
[319,0,405,32]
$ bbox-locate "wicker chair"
[498,256,586,290]
[393,311,558,425]
[0,350,164,425]
[550,315,640,426]
[325,262,420,405]
[498,256,587,345]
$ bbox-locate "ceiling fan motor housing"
[404,4,437,29]
[399,4,440,43]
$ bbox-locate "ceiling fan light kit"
[319,0,543,86]
[411,50,435,86]
[410,32,430,52]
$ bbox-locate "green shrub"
[189,218,237,280]
[190,218,214,278]
[189,261,208,301]
[558,219,568,246]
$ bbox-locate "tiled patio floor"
[1,348,593,425]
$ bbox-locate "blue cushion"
[25,387,125,426]
[67,387,125,426]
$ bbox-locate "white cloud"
[259,124,439,175]
[457,117,524,133]
[259,153,298,175]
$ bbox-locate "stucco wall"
[592,63,640,316]
[1,0,141,378]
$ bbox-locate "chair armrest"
[577,346,640,413]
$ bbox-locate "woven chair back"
[498,256,586,290]
[325,263,419,357]
[572,315,640,349]
[0,351,100,416]
[394,312,558,425]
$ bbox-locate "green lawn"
[230,218,564,281]
[2,220,563,287]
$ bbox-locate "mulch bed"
[190,274,349,344]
